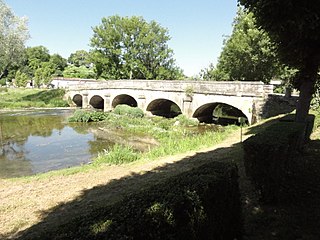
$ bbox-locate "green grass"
[0,88,69,109]
[91,113,238,165]
[95,144,139,165]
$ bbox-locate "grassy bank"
[0,88,69,109]
[91,111,238,165]
[19,111,238,180]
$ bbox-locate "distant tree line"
[1,1,184,87]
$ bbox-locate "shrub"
[113,104,144,118]
[23,161,242,240]
[0,79,6,86]
[68,110,109,122]
[243,121,306,203]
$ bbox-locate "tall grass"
[93,113,238,165]
[66,106,238,166]
[95,144,139,165]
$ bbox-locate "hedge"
[243,121,306,203]
[21,161,242,240]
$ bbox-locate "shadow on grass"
[10,141,243,240]
[240,138,320,240]
[21,89,65,104]
[244,116,283,136]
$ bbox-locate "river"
[0,109,143,178]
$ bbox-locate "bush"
[243,121,306,203]
[68,110,109,122]
[113,104,144,118]
[23,161,242,240]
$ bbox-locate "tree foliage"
[25,46,51,72]
[15,70,29,87]
[22,46,67,86]
[63,65,95,79]
[239,0,320,122]
[34,62,56,87]
[50,54,67,76]
[68,50,91,67]
[201,8,279,83]
[0,0,29,79]
[90,15,183,80]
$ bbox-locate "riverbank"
[2,114,320,239]
[0,122,243,238]
[1,99,320,238]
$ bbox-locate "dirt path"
[0,128,245,238]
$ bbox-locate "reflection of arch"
[193,102,248,125]
[72,94,83,107]
[146,99,181,118]
[112,94,137,108]
[89,95,104,109]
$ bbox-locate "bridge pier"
[104,93,112,112]
[82,92,89,109]
[182,96,193,118]
[137,95,146,111]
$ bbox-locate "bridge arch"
[193,102,249,125]
[112,94,137,108]
[72,94,83,107]
[146,99,182,118]
[89,95,104,110]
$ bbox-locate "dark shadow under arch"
[89,95,104,110]
[112,94,137,108]
[147,99,181,118]
[72,94,83,107]
[193,102,248,125]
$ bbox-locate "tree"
[200,63,228,81]
[25,46,50,72]
[63,65,95,79]
[239,0,320,122]
[68,50,91,67]
[201,8,279,83]
[15,70,29,87]
[90,15,183,80]
[34,62,55,87]
[0,0,29,80]
[50,54,67,76]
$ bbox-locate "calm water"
[0,109,119,178]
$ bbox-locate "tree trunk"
[295,66,318,123]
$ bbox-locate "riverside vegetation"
[68,105,238,166]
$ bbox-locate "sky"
[5,0,238,77]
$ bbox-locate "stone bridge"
[63,79,296,125]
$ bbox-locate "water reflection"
[0,110,113,178]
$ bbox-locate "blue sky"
[5,0,238,77]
